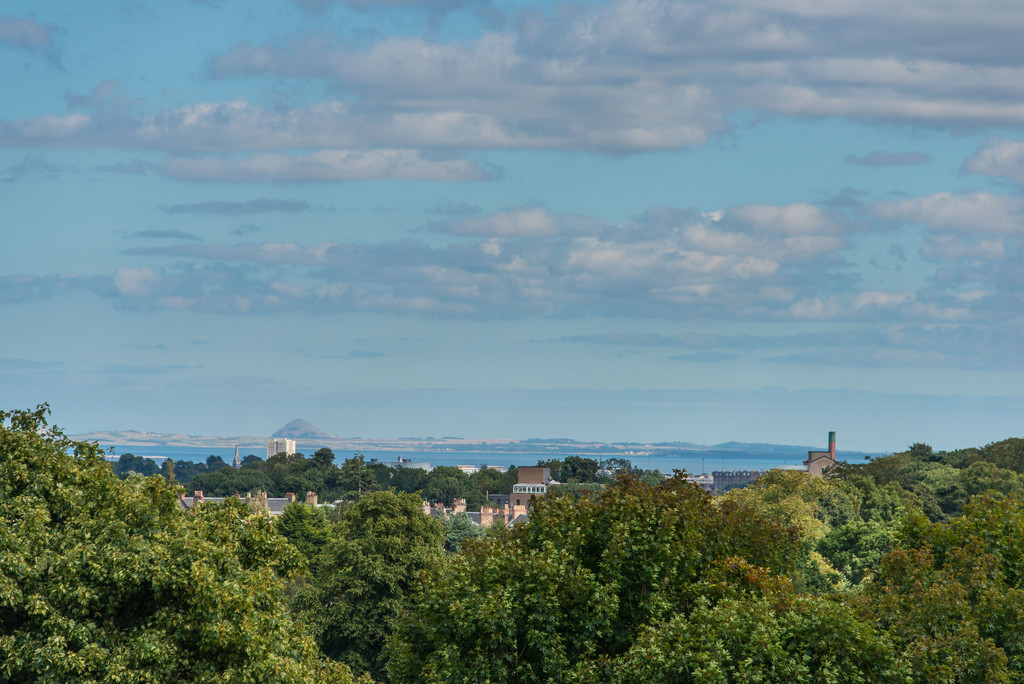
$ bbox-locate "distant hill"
[711,441,816,453]
[272,419,334,441]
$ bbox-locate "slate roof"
[179,495,295,515]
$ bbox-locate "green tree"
[161,457,175,483]
[297,490,443,681]
[601,457,637,474]
[189,466,275,497]
[538,456,601,483]
[461,466,517,506]
[168,458,212,486]
[560,455,600,482]
[969,438,1024,473]
[111,452,161,478]
[422,465,469,506]
[845,440,1024,523]
[441,511,484,552]
[276,501,330,560]
[378,464,428,494]
[388,474,803,682]
[313,447,336,467]
[723,469,916,591]
[388,533,617,683]
[864,492,1024,681]
[336,453,377,499]
[548,480,606,500]
[0,406,358,683]
[206,454,229,470]
[589,594,907,683]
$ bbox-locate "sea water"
[101,443,866,474]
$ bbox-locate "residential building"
[805,431,836,478]
[179,490,318,516]
[712,470,762,492]
[512,466,553,508]
[367,456,431,471]
[266,438,296,459]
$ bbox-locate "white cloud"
[114,266,161,297]
[13,191,1024,325]
[197,0,1024,149]
[872,192,1024,234]
[102,200,851,318]
[727,203,837,235]
[964,138,1024,184]
[125,242,339,265]
[449,207,558,237]
[921,236,1005,261]
[852,290,915,310]
[158,150,491,182]
[3,0,1024,161]
[845,150,929,166]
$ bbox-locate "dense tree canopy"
[538,455,602,483]
[276,501,330,561]
[12,404,1024,683]
[389,474,823,682]
[295,490,444,682]
[0,406,360,683]
[722,470,918,591]
[865,493,1024,682]
[845,439,1024,521]
[111,452,162,478]
[142,448,521,512]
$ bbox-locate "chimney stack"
[829,431,836,460]
[286,492,296,503]
[306,491,318,507]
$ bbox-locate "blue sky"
[4,0,1024,452]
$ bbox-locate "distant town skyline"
[5,2,1024,453]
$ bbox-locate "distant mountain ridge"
[272,419,334,440]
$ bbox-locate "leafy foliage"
[388,474,805,682]
[296,490,444,681]
[110,452,162,478]
[724,470,918,591]
[845,440,1024,521]
[276,501,330,560]
[538,455,602,483]
[164,448,520,512]
[590,594,907,683]
[0,406,359,683]
[864,493,1024,682]
[18,405,1024,682]
[441,511,485,552]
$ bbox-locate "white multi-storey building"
[266,438,296,459]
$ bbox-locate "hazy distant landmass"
[271,419,334,441]
[73,421,883,462]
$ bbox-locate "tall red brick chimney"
[829,431,836,460]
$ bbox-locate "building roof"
[804,450,833,465]
[180,495,296,515]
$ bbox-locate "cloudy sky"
[4,0,1024,451]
